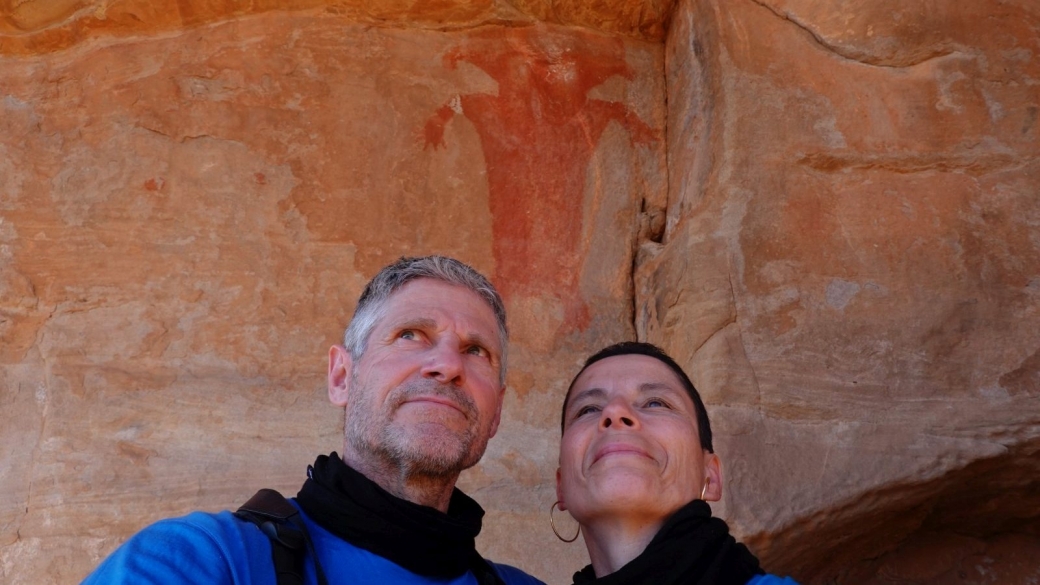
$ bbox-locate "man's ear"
[555,467,566,511]
[328,345,353,406]
[487,386,506,439]
[703,452,724,502]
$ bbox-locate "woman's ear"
[702,453,723,502]
[328,345,353,406]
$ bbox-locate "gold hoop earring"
[550,502,580,543]
[700,478,709,501]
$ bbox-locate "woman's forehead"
[562,353,702,439]
[565,354,695,415]
[574,354,686,389]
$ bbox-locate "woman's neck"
[580,513,666,577]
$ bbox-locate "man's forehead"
[379,281,500,340]
[384,279,489,312]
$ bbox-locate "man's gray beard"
[345,375,492,478]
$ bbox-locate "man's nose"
[419,340,464,384]
[600,400,637,430]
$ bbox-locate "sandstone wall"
[3,0,1039,583]
[651,0,1040,582]
[0,9,665,583]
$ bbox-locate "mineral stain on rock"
[999,347,1040,397]
[826,278,861,311]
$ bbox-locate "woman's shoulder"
[748,574,800,585]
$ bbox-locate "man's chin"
[389,427,479,474]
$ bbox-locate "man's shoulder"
[490,562,546,585]
[129,509,267,552]
[748,574,800,585]
[82,509,274,584]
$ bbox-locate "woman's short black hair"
[561,341,714,453]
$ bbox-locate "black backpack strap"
[234,489,328,585]
[235,489,497,585]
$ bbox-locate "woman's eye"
[576,405,600,417]
[645,398,668,408]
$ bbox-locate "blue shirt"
[748,575,800,585]
[83,504,544,585]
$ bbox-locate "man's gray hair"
[343,256,508,383]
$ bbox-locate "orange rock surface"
[651,0,1040,581]
[2,0,1038,583]
[0,0,674,55]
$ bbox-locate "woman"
[554,342,797,584]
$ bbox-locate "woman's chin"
[575,469,679,520]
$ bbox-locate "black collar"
[572,499,764,585]
[296,453,498,581]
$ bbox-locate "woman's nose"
[600,401,637,429]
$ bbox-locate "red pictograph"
[424,27,656,332]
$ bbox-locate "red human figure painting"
[424,27,656,333]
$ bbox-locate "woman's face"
[556,354,721,525]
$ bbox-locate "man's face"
[330,279,505,478]
[556,354,720,524]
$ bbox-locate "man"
[85,256,544,585]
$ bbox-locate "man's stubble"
[344,371,495,479]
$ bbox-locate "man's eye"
[465,345,489,358]
[398,330,417,340]
[645,398,668,408]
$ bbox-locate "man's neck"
[341,451,459,513]
[580,513,665,577]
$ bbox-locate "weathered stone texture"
[855,532,1040,584]
[0,0,675,54]
[4,0,1038,583]
[0,14,665,584]
[650,0,1040,582]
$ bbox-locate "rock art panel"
[649,0,1040,582]
[424,26,658,334]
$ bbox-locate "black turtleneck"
[296,453,501,582]
[571,499,764,585]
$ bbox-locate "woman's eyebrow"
[637,382,685,398]
[568,387,607,407]
[638,382,677,393]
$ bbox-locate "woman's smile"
[591,440,654,466]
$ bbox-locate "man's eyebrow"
[388,317,437,331]
[386,318,499,354]
[462,331,498,353]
